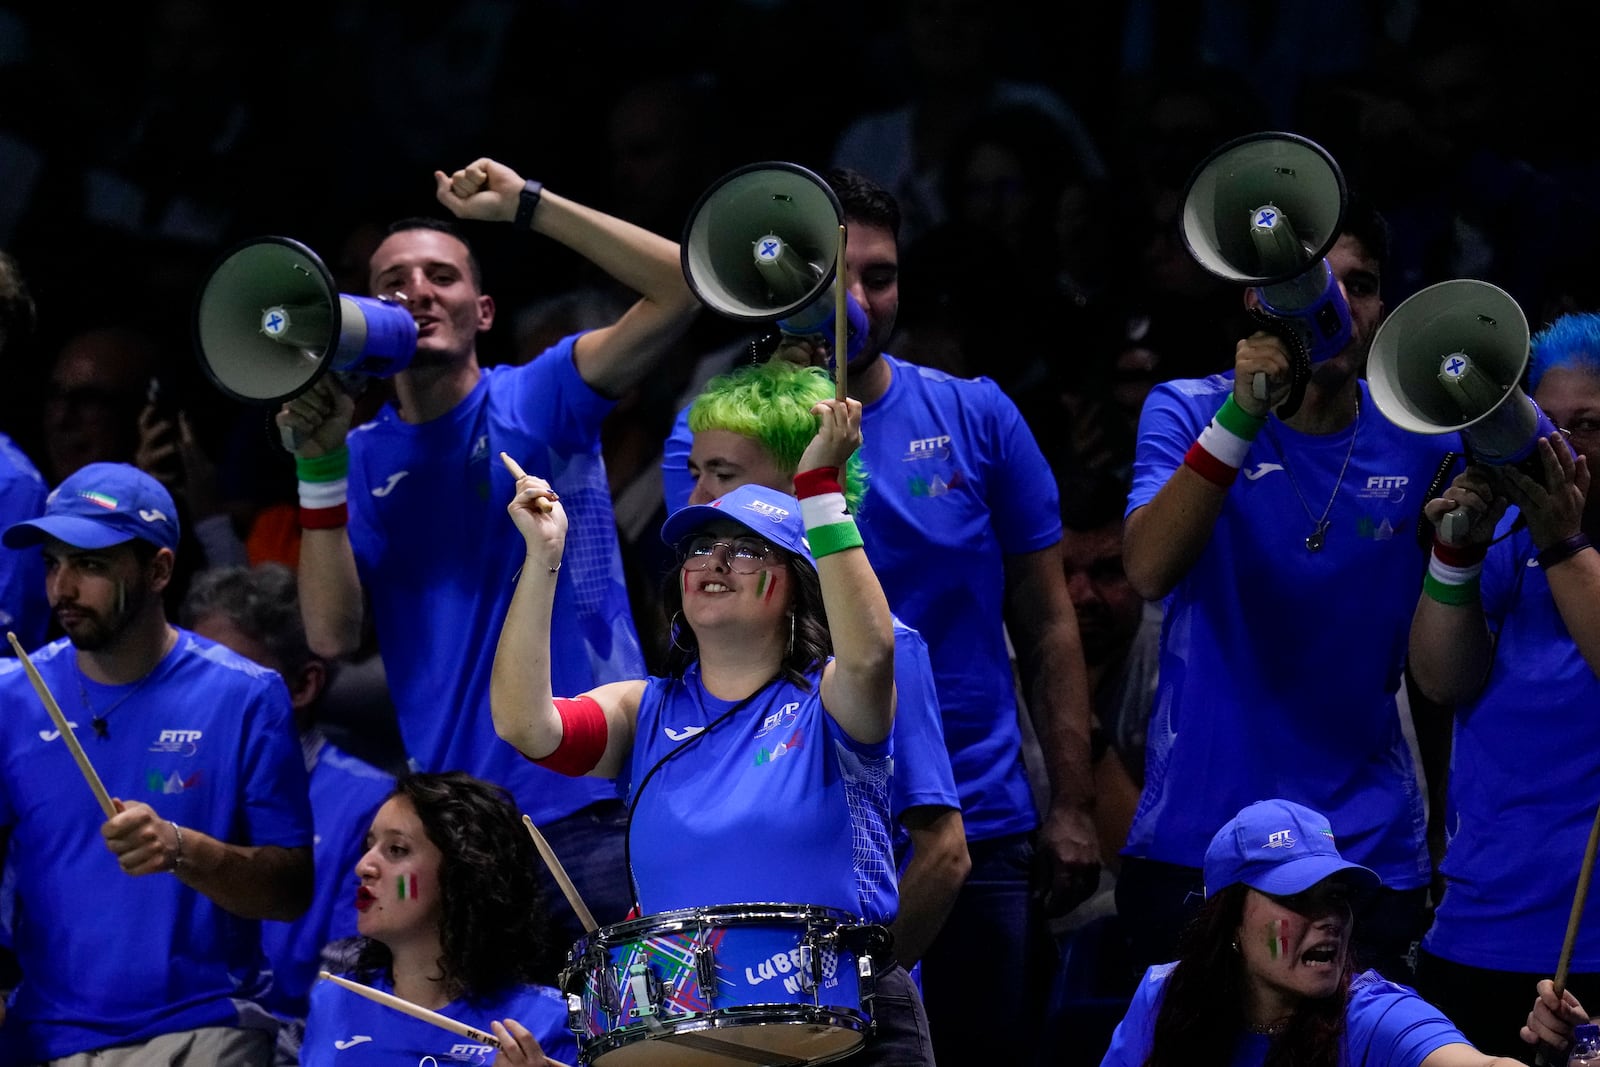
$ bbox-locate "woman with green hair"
[671,356,970,979]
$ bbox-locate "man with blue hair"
[1409,310,1600,1056]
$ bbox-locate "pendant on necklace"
[1306,522,1329,552]
[92,716,108,740]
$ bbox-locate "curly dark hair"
[659,544,831,690]
[1145,885,1351,1067]
[354,772,551,999]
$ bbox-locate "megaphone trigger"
[1438,506,1473,547]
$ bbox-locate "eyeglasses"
[680,535,782,574]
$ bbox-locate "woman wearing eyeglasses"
[488,398,931,1066]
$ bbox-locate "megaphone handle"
[1438,507,1471,546]
[1245,308,1311,421]
[279,422,303,453]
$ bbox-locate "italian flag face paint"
[755,570,774,602]
[1267,918,1286,961]
[397,873,418,901]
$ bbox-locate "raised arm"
[488,453,640,778]
[435,159,699,399]
[1123,332,1288,600]
[1503,434,1600,677]
[804,399,896,745]
[1407,464,1505,705]
[276,377,365,658]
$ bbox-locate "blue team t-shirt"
[1101,964,1471,1067]
[660,407,960,837]
[347,337,641,825]
[262,736,395,1019]
[665,355,1061,842]
[1425,517,1600,971]
[0,631,312,1063]
[0,434,48,652]
[1124,376,1447,886]
[302,974,575,1066]
[623,665,896,924]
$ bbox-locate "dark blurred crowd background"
[4,0,1599,636]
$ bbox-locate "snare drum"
[562,903,883,1066]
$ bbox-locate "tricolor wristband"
[795,466,863,558]
[297,447,350,529]
[1422,538,1486,606]
[1184,395,1266,487]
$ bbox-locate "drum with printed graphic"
[561,903,878,1065]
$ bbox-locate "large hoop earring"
[670,611,694,654]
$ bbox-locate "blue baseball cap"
[3,462,180,553]
[660,483,814,570]
[1203,799,1381,899]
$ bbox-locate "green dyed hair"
[688,361,868,512]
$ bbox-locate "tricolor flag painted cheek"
[397,874,419,901]
[756,571,773,602]
[1267,918,1286,961]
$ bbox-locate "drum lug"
[695,941,719,1003]
[858,952,877,1020]
[627,961,665,1025]
[798,941,817,994]
[564,992,586,1037]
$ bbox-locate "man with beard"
[1116,200,1450,983]
[0,462,311,1065]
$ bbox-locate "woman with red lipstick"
[490,399,932,1065]
[301,772,576,1066]
[1101,799,1566,1067]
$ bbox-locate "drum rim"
[582,1003,869,1059]
[577,902,865,945]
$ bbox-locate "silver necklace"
[1262,395,1360,552]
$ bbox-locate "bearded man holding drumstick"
[0,462,311,1066]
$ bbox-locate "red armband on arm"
[528,695,609,776]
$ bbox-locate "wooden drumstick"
[499,452,554,514]
[7,632,116,818]
[834,224,849,403]
[1553,799,1600,997]
[319,971,500,1046]
[523,814,598,934]
[1528,798,1600,1067]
